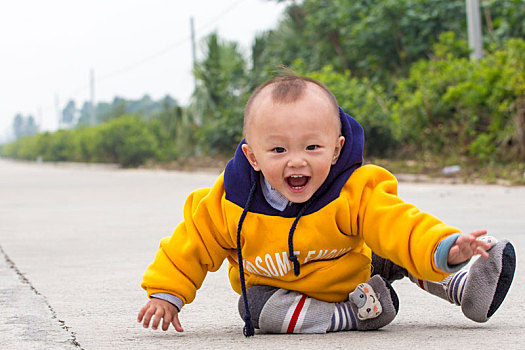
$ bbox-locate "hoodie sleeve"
[348,165,460,281]
[141,173,235,305]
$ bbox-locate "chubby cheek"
[263,167,284,188]
[256,160,281,184]
[314,160,332,180]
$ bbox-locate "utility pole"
[466,0,483,60]
[90,68,96,125]
[37,106,42,131]
[190,16,201,155]
[190,17,197,90]
[55,93,60,129]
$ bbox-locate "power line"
[193,0,247,35]
[63,0,247,103]
[97,0,247,85]
[97,36,190,84]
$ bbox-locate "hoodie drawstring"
[236,181,257,337]
[287,199,312,276]
[237,181,313,336]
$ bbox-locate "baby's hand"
[137,298,184,332]
[447,229,491,265]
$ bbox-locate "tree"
[12,113,39,139]
[263,0,525,89]
[61,100,76,127]
[77,102,94,126]
[482,0,525,44]
[149,104,196,161]
[25,115,39,136]
[191,32,248,155]
[13,114,23,139]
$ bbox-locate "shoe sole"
[487,242,516,318]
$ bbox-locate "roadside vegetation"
[2,0,525,184]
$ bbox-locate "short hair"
[243,73,340,135]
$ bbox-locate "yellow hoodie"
[141,164,459,306]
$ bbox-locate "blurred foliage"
[4,113,166,167]
[95,115,159,167]
[296,63,399,157]
[3,0,525,176]
[394,35,525,162]
[262,0,467,89]
[12,113,39,139]
[73,95,178,127]
[191,32,248,155]
[264,0,525,88]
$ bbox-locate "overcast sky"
[0,0,286,142]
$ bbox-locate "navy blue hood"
[224,107,364,217]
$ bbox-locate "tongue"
[288,176,308,187]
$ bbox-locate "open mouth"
[286,175,310,191]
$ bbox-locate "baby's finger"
[137,305,147,322]
[475,239,491,253]
[479,241,491,251]
[142,306,156,328]
[151,309,165,330]
[476,245,490,259]
[470,229,488,238]
[161,312,172,331]
[172,313,184,332]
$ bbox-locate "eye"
[306,145,320,151]
[272,147,286,153]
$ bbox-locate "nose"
[287,153,307,168]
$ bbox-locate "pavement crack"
[0,244,84,349]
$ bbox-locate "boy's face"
[242,85,345,203]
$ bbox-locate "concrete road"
[0,158,523,349]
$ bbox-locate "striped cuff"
[433,233,470,273]
[151,293,184,311]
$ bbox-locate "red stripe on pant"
[287,294,307,333]
[418,279,425,290]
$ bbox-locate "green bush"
[394,35,525,162]
[1,114,160,167]
[96,115,159,167]
[1,135,39,160]
[300,64,400,157]
[44,130,79,161]
[74,126,103,163]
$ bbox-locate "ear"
[242,143,260,171]
[332,136,345,165]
